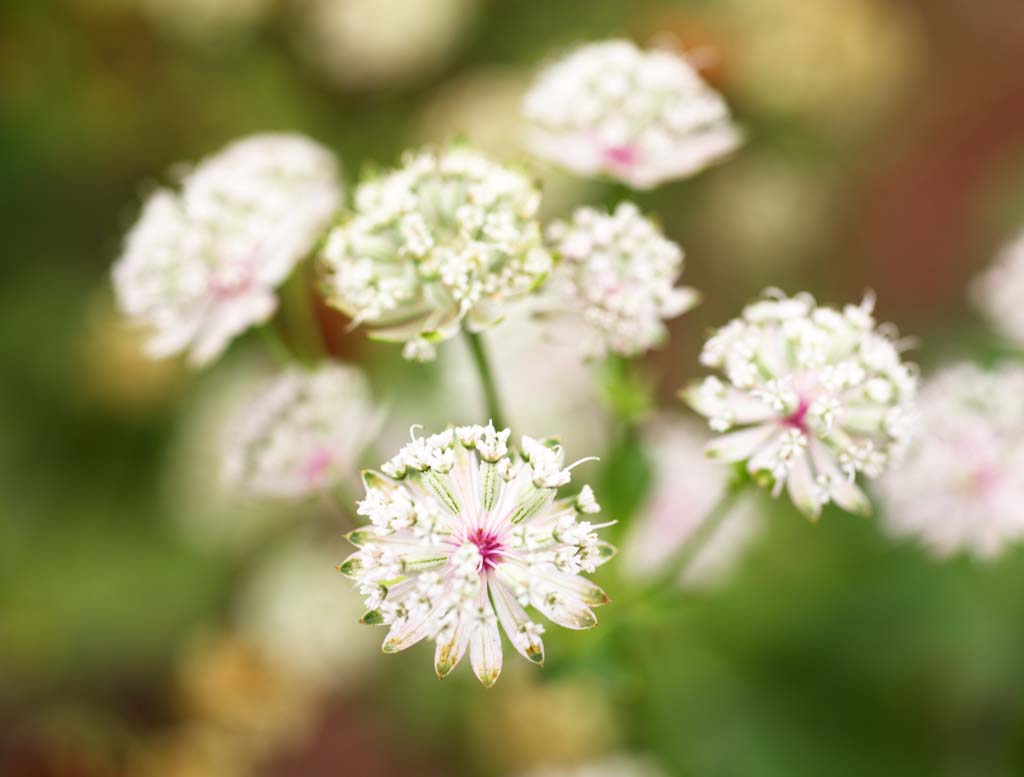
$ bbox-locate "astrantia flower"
[972,230,1024,347]
[339,424,614,686]
[113,134,341,366]
[523,39,741,189]
[222,362,379,499]
[320,147,551,361]
[683,291,917,519]
[544,202,698,356]
[877,364,1024,559]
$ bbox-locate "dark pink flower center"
[303,447,334,483]
[782,397,811,434]
[603,143,640,169]
[467,527,504,571]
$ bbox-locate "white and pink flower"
[113,134,341,366]
[543,202,698,357]
[339,423,614,686]
[877,363,1024,559]
[222,362,379,499]
[523,40,741,189]
[683,291,917,519]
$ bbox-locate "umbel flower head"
[877,363,1024,559]
[972,230,1024,348]
[339,423,614,686]
[544,202,698,357]
[683,291,917,519]
[222,362,379,499]
[320,146,552,361]
[523,39,741,189]
[113,133,341,366]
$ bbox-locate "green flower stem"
[258,321,293,365]
[464,329,508,431]
[280,261,327,364]
[639,473,750,601]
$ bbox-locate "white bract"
[877,364,1024,559]
[222,362,379,499]
[622,417,760,589]
[544,202,698,356]
[339,424,614,687]
[683,291,917,519]
[321,147,551,361]
[523,39,741,189]
[113,134,341,366]
[973,230,1024,348]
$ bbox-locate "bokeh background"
[3,0,1024,775]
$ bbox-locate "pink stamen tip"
[782,398,812,433]
[467,527,504,571]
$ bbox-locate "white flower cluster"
[877,364,1024,559]
[222,362,379,499]
[321,147,552,361]
[684,291,917,519]
[113,134,341,366]
[544,202,698,356]
[523,39,741,189]
[339,424,614,686]
[973,230,1024,348]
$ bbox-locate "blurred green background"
[3,0,1024,775]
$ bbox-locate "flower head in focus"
[523,39,741,189]
[113,134,341,367]
[972,231,1024,348]
[877,363,1024,559]
[544,202,698,357]
[222,362,379,499]
[339,424,614,686]
[320,146,551,361]
[683,291,917,519]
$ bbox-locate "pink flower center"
[208,259,255,300]
[303,447,334,484]
[602,143,640,169]
[782,397,812,434]
[467,527,504,571]
[967,466,1003,494]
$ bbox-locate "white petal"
[706,423,777,462]
[434,615,469,679]
[490,578,544,665]
[469,597,503,688]
[786,451,820,519]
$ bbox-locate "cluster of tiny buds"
[378,423,597,490]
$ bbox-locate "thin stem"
[280,261,327,364]
[464,329,507,431]
[638,474,751,601]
